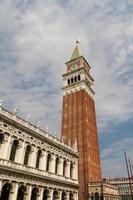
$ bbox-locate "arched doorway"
[53,191,58,200]
[17,185,26,200]
[0,183,12,200]
[43,189,49,200]
[31,187,39,200]
[95,192,99,200]
[62,191,67,200]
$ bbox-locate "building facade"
[108,178,133,200]
[88,181,120,200]
[61,40,101,200]
[0,105,79,200]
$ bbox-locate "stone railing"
[0,108,78,155]
[0,158,78,185]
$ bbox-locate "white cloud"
[101,137,133,177]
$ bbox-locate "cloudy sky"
[0,0,133,178]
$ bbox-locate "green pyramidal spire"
[69,38,81,61]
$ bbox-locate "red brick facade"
[61,55,102,200]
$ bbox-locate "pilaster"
[66,161,70,178]
[39,150,47,171]
[26,185,32,200]
[58,157,64,176]
[0,180,2,197]
[28,145,37,168]
[9,182,18,200]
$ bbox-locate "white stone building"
[107,178,133,200]
[0,105,78,200]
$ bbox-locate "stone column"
[14,140,23,163]
[9,182,19,200]
[66,191,70,200]
[66,161,70,178]
[38,187,43,200]
[74,162,78,180]
[48,189,53,200]
[49,154,56,173]
[2,134,11,160]
[58,190,62,200]
[39,150,47,171]
[15,140,25,164]
[0,180,2,197]
[73,192,78,200]
[26,185,32,200]
[28,146,37,168]
[58,157,64,176]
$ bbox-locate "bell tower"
[61,40,102,200]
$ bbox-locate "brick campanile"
[61,40,102,200]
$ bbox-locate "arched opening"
[53,191,58,200]
[36,149,42,169]
[74,76,77,82]
[17,185,26,200]
[71,77,74,84]
[62,191,67,200]
[78,75,81,81]
[43,189,49,200]
[91,193,94,200]
[67,79,70,85]
[24,145,31,165]
[55,157,59,174]
[46,153,51,172]
[70,162,74,179]
[0,132,4,144]
[30,187,39,200]
[9,139,19,161]
[63,160,67,177]
[95,192,99,200]
[69,193,74,200]
[0,183,12,200]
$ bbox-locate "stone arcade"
[0,106,78,200]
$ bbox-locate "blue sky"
[0,0,133,177]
